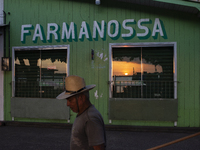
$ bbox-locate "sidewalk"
[0,122,200,150]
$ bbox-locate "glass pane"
[112,46,174,99]
[15,50,40,97]
[142,47,174,98]
[15,49,67,98]
[112,47,142,98]
[40,50,67,98]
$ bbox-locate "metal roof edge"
[116,0,200,17]
[154,0,200,11]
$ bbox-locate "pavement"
[0,122,200,150]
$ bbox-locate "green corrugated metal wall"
[4,0,200,127]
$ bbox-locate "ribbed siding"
[4,0,200,127]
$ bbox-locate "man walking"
[56,75,106,150]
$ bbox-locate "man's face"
[66,95,79,113]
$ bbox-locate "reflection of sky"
[15,58,67,74]
[113,60,162,76]
[40,59,67,74]
[15,58,30,66]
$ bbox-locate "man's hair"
[76,91,90,101]
[82,91,89,100]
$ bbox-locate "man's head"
[66,91,90,113]
[56,75,95,114]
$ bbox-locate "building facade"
[3,0,200,127]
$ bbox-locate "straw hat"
[56,75,96,99]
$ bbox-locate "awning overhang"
[116,0,200,17]
[0,24,9,27]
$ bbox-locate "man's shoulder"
[87,105,103,121]
[88,105,100,115]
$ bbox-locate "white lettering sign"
[47,23,59,41]
[33,24,43,41]
[21,24,32,42]
[152,18,164,37]
[79,21,89,39]
[108,20,119,38]
[122,19,135,37]
[21,18,166,43]
[93,20,105,39]
[137,19,149,37]
[62,22,75,40]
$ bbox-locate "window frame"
[12,45,70,97]
[109,42,177,99]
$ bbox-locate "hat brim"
[56,84,96,99]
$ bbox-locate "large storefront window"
[111,43,176,99]
[14,46,69,98]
